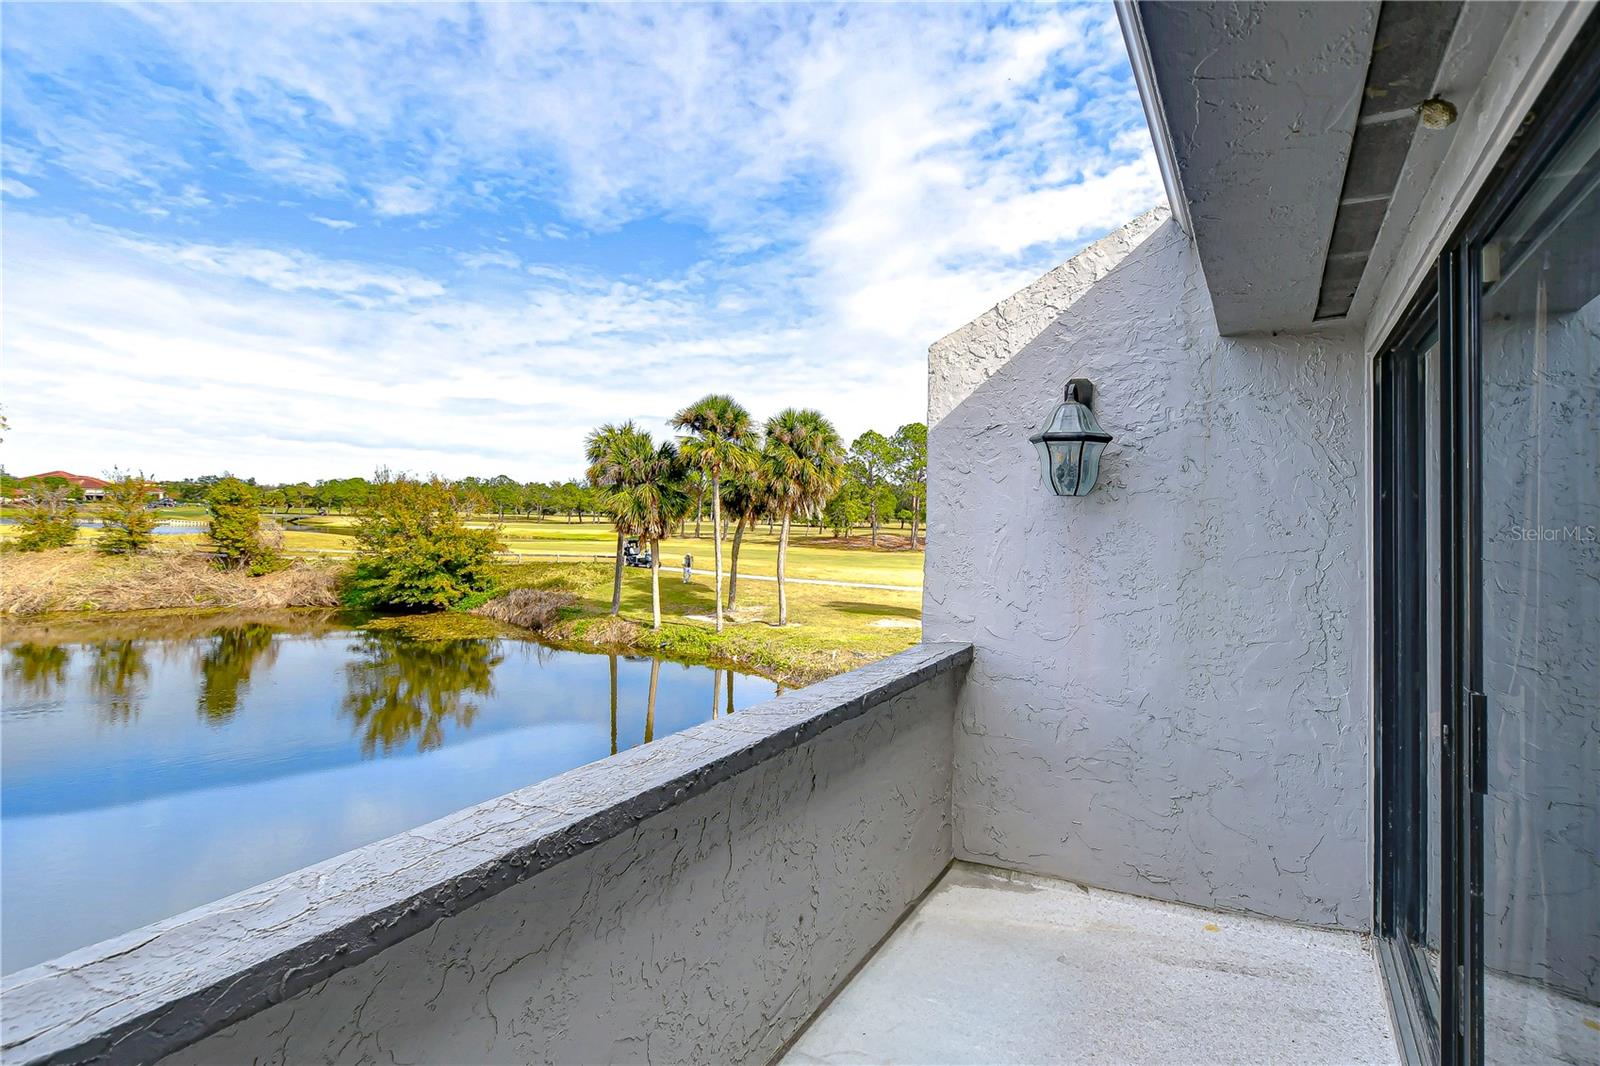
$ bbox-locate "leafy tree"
[763,409,845,625]
[15,484,79,551]
[485,475,521,518]
[346,475,504,610]
[825,482,867,538]
[97,471,158,555]
[207,477,281,573]
[848,430,897,547]
[283,482,312,511]
[891,422,928,549]
[672,394,757,633]
[587,421,655,616]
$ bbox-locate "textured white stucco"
[926,216,1372,929]
[160,673,958,1066]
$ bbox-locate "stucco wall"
[160,672,958,1066]
[925,215,1371,929]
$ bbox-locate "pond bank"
[0,549,341,616]
[0,551,921,687]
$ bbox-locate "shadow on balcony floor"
[782,862,1397,1065]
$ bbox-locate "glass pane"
[1478,101,1600,1066]
[1421,336,1443,993]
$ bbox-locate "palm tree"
[721,470,766,611]
[671,394,757,633]
[586,421,653,616]
[762,408,845,626]
[609,437,690,631]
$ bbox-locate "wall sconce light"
[1029,378,1112,496]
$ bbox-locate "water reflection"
[4,643,71,701]
[196,625,278,723]
[341,635,502,756]
[1,610,778,972]
[609,653,618,756]
[86,641,147,723]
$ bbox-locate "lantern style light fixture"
[1029,378,1112,496]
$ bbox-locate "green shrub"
[345,476,504,610]
[96,474,158,555]
[15,502,79,551]
[207,477,280,572]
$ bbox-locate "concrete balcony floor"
[783,863,1398,1065]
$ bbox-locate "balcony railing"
[1,643,972,1066]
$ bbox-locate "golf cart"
[622,538,652,568]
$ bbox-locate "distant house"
[19,471,166,502]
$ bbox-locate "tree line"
[2,404,927,635]
[1,418,928,543]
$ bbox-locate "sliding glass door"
[1375,18,1599,1065]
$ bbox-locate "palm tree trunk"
[609,652,618,756]
[910,496,920,550]
[650,537,662,630]
[777,512,790,626]
[610,529,624,615]
[727,516,745,610]
[694,483,703,538]
[644,658,659,743]
[710,474,724,633]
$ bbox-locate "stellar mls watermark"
[1501,524,1598,543]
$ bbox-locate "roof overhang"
[1118,2,1381,335]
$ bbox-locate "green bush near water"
[15,491,79,552]
[344,476,505,611]
[97,473,159,555]
[207,477,283,574]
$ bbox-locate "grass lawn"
[485,559,923,684]
[287,516,923,587]
[3,514,925,684]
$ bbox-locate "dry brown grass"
[0,548,342,616]
[469,587,577,631]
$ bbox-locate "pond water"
[0,611,776,973]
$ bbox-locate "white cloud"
[456,249,521,271]
[2,178,37,199]
[1,3,1163,480]
[369,177,439,217]
[107,231,446,307]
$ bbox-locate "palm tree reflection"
[341,634,501,757]
[4,643,72,701]
[644,657,659,744]
[609,652,619,756]
[87,640,148,722]
[197,625,278,722]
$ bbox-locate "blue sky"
[1,2,1159,482]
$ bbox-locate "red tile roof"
[21,471,113,490]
